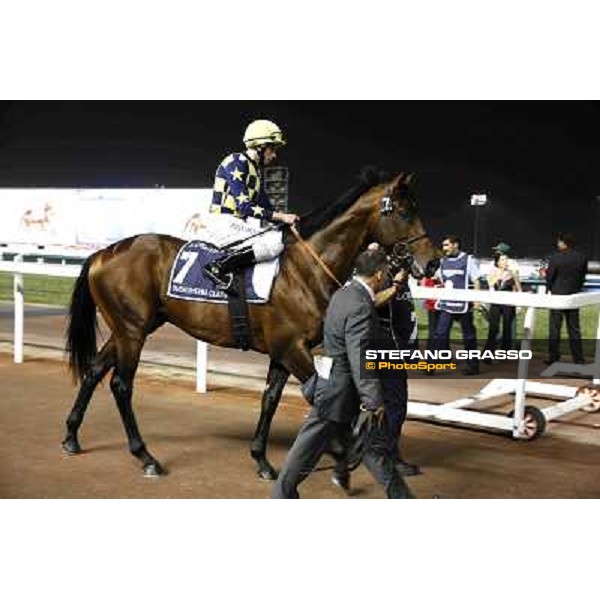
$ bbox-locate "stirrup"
[203,266,234,291]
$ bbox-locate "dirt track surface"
[2,354,600,499]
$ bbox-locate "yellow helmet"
[243,119,286,149]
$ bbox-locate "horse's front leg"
[251,340,316,480]
[251,360,290,480]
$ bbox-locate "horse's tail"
[65,256,98,382]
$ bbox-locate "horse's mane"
[295,166,389,239]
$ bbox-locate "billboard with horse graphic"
[0,188,212,254]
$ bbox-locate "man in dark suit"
[330,262,421,492]
[545,233,588,365]
[271,249,414,499]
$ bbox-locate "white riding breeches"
[252,231,284,262]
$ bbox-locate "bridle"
[388,233,429,278]
[290,181,427,288]
[379,192,428,278]
[378,179,418,222]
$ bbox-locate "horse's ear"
[405,173,415,185]
[388,172,405,195]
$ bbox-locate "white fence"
[3,257,600,440]
[1,257,81,364]
[0,256,209,393]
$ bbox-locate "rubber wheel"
[581,399,600,413]
[580,392,600,413]
[508,405,546,440]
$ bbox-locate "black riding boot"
[203,247,256,291]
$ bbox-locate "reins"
[290,225,343,288]
[288,228,427,290]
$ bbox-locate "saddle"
[167,240,280,351]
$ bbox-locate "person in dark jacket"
[271,249,414,499]
[332,243,421,491]
[371,244,421,477]
[545,233,588,365]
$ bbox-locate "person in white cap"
[203,119,299,291]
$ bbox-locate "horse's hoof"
[257,465,278,481]
[143,462,165,478]
[61,438,82,455]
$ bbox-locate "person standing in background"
[432,235,481,376]
[545,233,588,365]
[420,257,442,350]
[482,253,522,362]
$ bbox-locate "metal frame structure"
[408,284,600,439]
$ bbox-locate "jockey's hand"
[274,212,300,226]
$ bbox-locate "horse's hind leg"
[62,338,116,455]
[251,360,289,480]
[110,335,164,477]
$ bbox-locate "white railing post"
[196,341,208,393]
[593,311,600,385]
[13,254,24,364]
[513,306,536,438]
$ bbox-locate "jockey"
[203,119,300,291]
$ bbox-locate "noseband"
[378,188,427,277]
[388,233,429,277]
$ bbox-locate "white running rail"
[0,257,209,392]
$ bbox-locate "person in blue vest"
[432,235,481,375]
[202,119,300,291]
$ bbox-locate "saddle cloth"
[167,240,279,304]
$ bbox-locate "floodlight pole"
[470,194,487,257]
[473,204,480,256]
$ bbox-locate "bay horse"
[62,169,435,478]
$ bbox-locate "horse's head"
[294,169,437,285]
[369,172,436,275]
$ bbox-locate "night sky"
[1,101,599,259]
